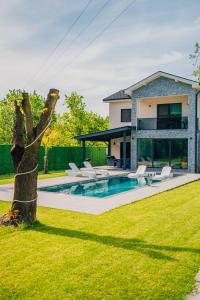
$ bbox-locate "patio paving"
[0,171,200,215]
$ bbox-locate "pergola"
[75,126,134,169]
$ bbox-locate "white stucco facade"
[109,100,132,128]
[110,136,131,158]
[137,95,189,118]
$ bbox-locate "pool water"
[39,176,146,198]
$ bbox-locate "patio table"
[143,172,156,186]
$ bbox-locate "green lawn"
[0,170,67,185]
[1,181,200,299]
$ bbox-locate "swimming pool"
[39,176,146,198]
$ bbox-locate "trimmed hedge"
[0,145,107,174]
[48,146,107,170]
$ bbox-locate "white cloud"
[0,0,199,117]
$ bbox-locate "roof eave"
[75,126,135,141]
[103,97,131,102]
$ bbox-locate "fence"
[0,145,107,175]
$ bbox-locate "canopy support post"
[108,140,111,156]
[82,140,86,166]
[123,132,127,170]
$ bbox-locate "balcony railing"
[137,117,188,130]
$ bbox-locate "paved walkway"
[0,172,200,215]
[186,272,200,300]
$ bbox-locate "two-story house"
[76,71,200,173]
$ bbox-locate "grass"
[0,170,67,185]
[1,181,200,299]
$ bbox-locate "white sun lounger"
[153,166,172,181]
[82,161,110,176]
[128,165,147,179]
[67,163,96,178]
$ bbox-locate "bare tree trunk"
[9,89,59,224]
[12,145,39,223]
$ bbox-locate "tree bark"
[12,145,39,223]
[10,89,59,224]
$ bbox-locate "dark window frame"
[121,109,131,122]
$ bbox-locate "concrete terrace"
[0,171,200,215]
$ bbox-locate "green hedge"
[0,145,107,174]
[48,146,107,170]
[0,145,14,174]
[0,145,45,174]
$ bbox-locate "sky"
[0,0,200,116]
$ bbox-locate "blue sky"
[0,0,200,115]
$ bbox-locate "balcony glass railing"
[137,117,188,130]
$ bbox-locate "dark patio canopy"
[75,126,134,142]
[75,126,135,169]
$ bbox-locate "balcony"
[137,117,188,130]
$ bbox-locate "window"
[137,138,188,169]
[171,139,188,169]
[153,139,169,168]
[170,103,182,117]
[157,103,182,129]
[137,139,153,167]
[157,103,182,118]
[121,109,131,122]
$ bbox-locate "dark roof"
[75,126,134,141]
[103,90,131,102]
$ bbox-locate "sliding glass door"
[137,138,188,169]
[137,139,153,167]
[157,103,182,129]
[153,140,169,168]
[171,139,188,169]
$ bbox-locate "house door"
[120,142,130,168]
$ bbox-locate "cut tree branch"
[22,92,34,143]
[36,89,59,140]
[11,99,25,170]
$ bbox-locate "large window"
[137,139,153,167]
[153,139,169,168]
[137,138,188,169]
[157,103,182,118]
[157,103,182,129]
[171,139,188,169]
[121,109,131,122]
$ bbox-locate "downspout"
[195,89,200,173]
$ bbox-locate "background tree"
[61,92,109,145]
[42,122,60,174]
[1,89,59,225]
[0,90,108,147]
[0,90,46,144]
[190,42,200,81]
